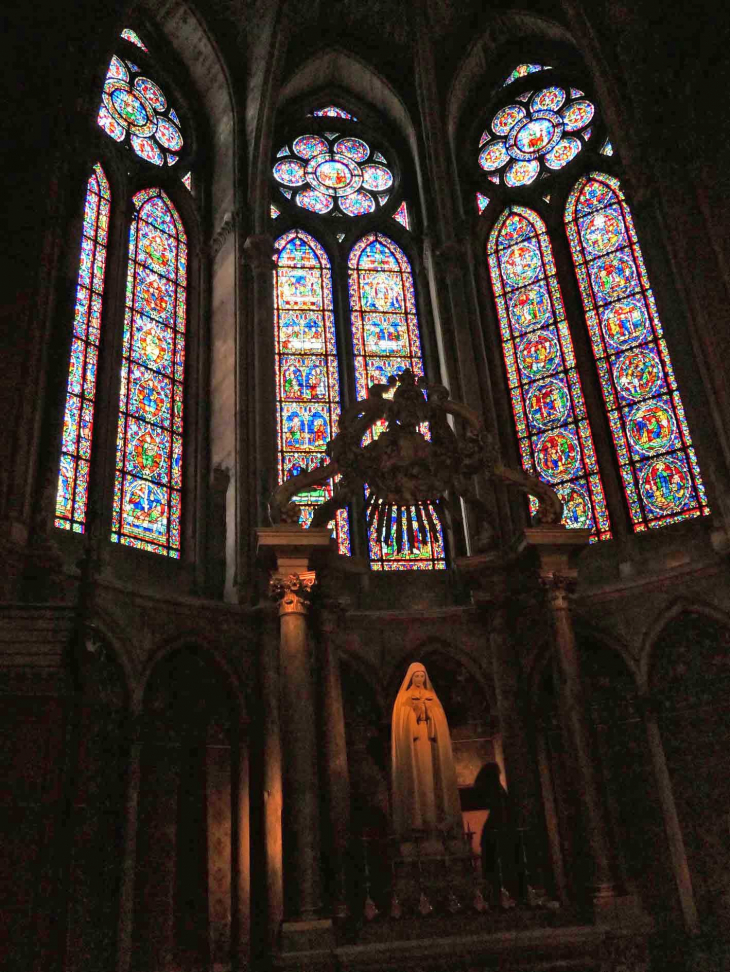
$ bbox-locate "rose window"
[273,133,394,216]
[98,55,184,167]
[478,85,594,187]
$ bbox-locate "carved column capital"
[243,233,275,275]
[269,571,316,616]
[540,572,578,610]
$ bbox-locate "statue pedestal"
[391,834,477,916]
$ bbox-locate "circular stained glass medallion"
[556,482,593,529]
[297,189,333,214]
[579,207,626,256]
[501,242,542,289]
[600,297,650,351]
[510,115,563,159]
[479,140,509,171]
[305,153,362,196]
[614,348,663,402]
[535,429,580,483]
[531,86,566,112]
[504,159,540,187]
[626,400,676,455]
[105,83,156,136]
[544,137,581,170]
[492,104,526,136]
[590,252,638,302]
[339,190,375,216]
[155,117,183,152]
[640,456,691,514]
[526,378,571,430]
[508,282,552,332]
[362,164,394,191]
[517,330,560,379]
[334,137,369,162]
[131,133,164,166]
[273,159,307,186]
[135,77,166,111]
[293,135,329,159]
[561,100,595,131]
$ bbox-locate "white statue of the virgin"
[391,662,463,839]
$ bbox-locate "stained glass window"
[111,189,187,557]
[476,192,490,214]
[312,105,356,120]
[488,207,612,539]
[97,55,184,166]
[348,233,446,569]
[273,133,392,218]
[478,86,593,187]
[502,64,552,86]
[121,28,148,52]
[565,173,708,530]
[393,201,410,229]
[55,164,110,533]
[273,229,351,555]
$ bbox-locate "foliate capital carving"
[243,233,275,274]
[540,572,577,610]
[269,571,316,616]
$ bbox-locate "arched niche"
[649,610,730,925]
[132,646,244,971]
[578,632,677,925]
[276,47,426,221]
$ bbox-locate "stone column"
[522,527,620,912]
[116,718,142,972]
[259,606,284,950]
[257,525,334,952]
[640,696,699,934]
[320,607,350,918]
[535,723,569,905]
[244,236,277,538]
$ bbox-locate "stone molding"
[269,571,316,616]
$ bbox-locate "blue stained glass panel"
[55,164,110,533]
[348,233,446,569]
[274,230,351,555]
[565,172,708,530]
[488,207,612,540]
[112,189,186,557]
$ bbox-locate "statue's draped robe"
[391,663,463,838]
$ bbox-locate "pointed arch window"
[488,207,611,539]
[55,163,110,532]
[348,232,447,569]
[111,188,187,557]
[273,229,351,555]
[565,173,708,529]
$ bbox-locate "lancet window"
[475,62,708,535]
[111,189,187,557]
[565,174,708,529]
[55,163,110,532]
[273,229,351,556]
[271,104,446,567]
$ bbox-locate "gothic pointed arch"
[273,228,351,554]
[348,231,446,569]
[111,188,187,557]
[487,206,611,539]
[55,163,111,533]
[565,173,708,531]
